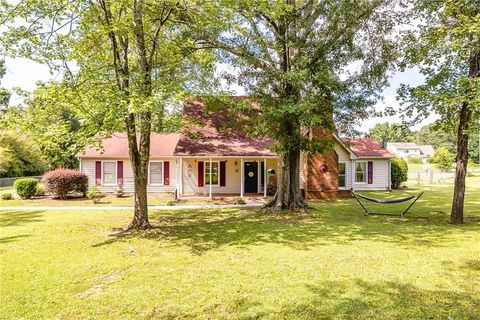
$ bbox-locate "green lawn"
[1,178,479,319]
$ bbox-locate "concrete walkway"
[0,203,264,211]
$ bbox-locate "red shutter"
[117,161,123,185]
[198,161,204,187]
[220,161,226,187]
[95,161,102,186]
[368,161,373,184]
[164,161,170,185]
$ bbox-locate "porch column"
[209,157,212,199]
[240,158,244,198]
[264,158,267,198]
[351,159,356,191]
[179,158,183,198]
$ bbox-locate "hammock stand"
[352,191,424,217]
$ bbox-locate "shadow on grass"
[0,234,30,243]
[0,210,45,227]
[143,279,479,319]
[272,279,480,319]
[92,194,480,254]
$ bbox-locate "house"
[78,99,395,200]
[386,142,435,163]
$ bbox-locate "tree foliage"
[413,123,456,153]
[398,0,479,224]
[1,0,215,229]
[368,122,413,146]
[0,59,9,107]
[199,0,401,210]
[432,147,455,172]
[0,130,48,178]
[391,157,408,189]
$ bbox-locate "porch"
[176,157,279,199]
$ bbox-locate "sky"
[2,56,437,134]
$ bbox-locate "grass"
[0,178,479,319]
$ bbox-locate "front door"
[244,161,258,193]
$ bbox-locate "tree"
[431,147,454,172]
[413,123,456,153]
[0,130,48,178]
[199,0,400,211]
[368,122,413,147]
[391,157,408,189]
[0,59,10,107]
[398,0,479,224]
[1,1,214,229]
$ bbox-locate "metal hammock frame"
[352,191,424,217]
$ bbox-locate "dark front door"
[244,161,258,193]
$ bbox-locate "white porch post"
[388,159,392,191]
[209,157,212,199]
[240,158,244,198]
[264,158,267,198]
[351,160,356,191]
[179,158,183,198]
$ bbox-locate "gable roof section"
[79,98,393,159]
[418,145,435,157]
[342,138,395,158]
[79,133,180,158]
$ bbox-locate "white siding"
[353,159,390,190]
[80,158,177,193]
[181,158,278,195]
[335,145,352,189]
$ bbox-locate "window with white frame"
[355,162,367,183]
[338,162,346,188]
[103,161,117,185]
[205,161,219,186]
[149,161,164,185]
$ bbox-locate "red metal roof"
[341,138,395,158]
[79,133,180,158]
[78,99,393,159]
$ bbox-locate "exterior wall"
[180,158,278,195]
[80,158,177,193]
[336,145,352,190]
[353,159,390,190]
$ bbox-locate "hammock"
[352,191,424,217]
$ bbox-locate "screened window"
[355,162,367,183]
[205,161,219,186]
[103,161,117,185]
[338,163,346,188]
[150,162,163,185]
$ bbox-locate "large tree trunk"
[451,103,470,224]
[450,42,479,224]
[126,118,152,230]
[267,148,308,211]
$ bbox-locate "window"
[103,161,117,185]
[149,161,164,185]
[355,162,367,183]
[338,162,346,188]
[205,161,219,186]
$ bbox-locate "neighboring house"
[386,142,434,162]
[78,99,395,200]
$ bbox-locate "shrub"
[391,158,408,189]
[407,156,422,164]
[14,178,39,199]
[1,192,13,200]
[432,147,454,171]
[87,185,101,204]
[35,184,46,196]
[234,197,246,205]
[42,168,88,199]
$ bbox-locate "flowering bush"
[42,169,88,199]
